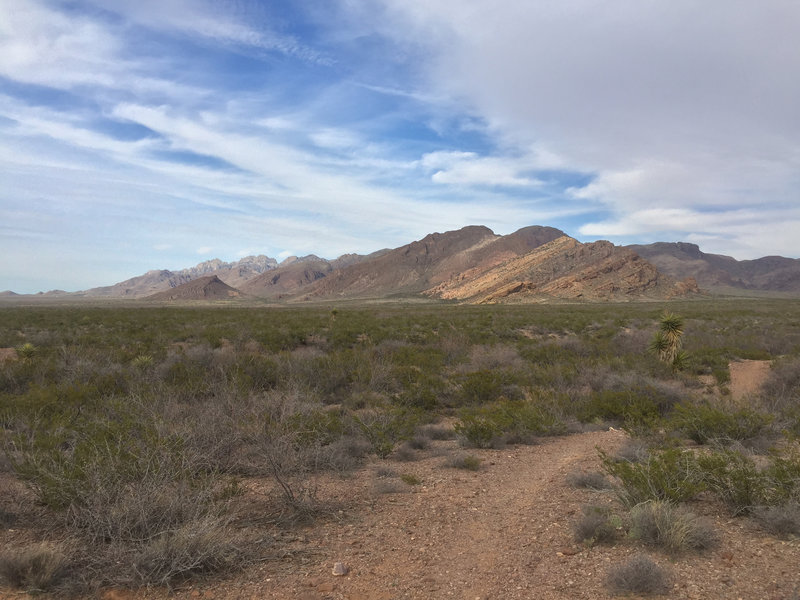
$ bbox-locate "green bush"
[695,450,766,515]
[670,402,773,445]
[352,408,419,458]
[600,448,705,507]
[454,398,564,448]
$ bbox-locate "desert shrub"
[566,470,611,490]
[760,356,800,413]
[352,408,420,458]
[459,369,518,405]
[695,450,766,515]
[600,448,705,507]
[576,372,683,432]
[580,389,662,430]
[694,449,800,514]
[752,502,800,537]
[392,443,418,462]
[454,398,564,448]
[762,452,800,504]
[607,553,671,596]
[417,424,456,441]
[0,543,68,593]
[446,454,482,471]
[615,439,650,463]
[466,344,525,372]
[629,501,718,553]
[400,473,421,486]
[131,517,243,587]
[670,401,773,445]
[573,505,620,545]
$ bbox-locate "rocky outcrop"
[427,236,699,303]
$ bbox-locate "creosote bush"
[670,401,774,445]
[600,448,705,507]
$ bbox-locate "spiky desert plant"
[650,312,685,369]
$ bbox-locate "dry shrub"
[445,453,482,471]
[131,517,244,587]
[607,553,671,596]
[418,424,456,441]
[566,470,611,490]
[0,543,68,593]
[466,344,525,372]
[630,501,718,553]
[573,505,620,545]
[615,439,650,463]
[753,502,800,538]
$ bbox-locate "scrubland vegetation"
[1,299,799,596]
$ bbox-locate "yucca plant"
[650,312,686,370]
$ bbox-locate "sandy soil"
[729,360,772,401]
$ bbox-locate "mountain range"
[4,226,799,303]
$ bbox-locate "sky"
[1,1,799,293]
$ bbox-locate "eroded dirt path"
[728,359,771,401]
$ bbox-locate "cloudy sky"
[2,1,798,293]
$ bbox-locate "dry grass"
[629,501,718,553]
[0,543,68,593]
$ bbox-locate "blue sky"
[2,0,799,293]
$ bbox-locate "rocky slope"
[627,242,800,294]
[146,275,242,301]
[427,236,698,303]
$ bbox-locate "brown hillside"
[427,236,698,303]
[146,275,242,301]
[304,225,565,300]
[305,225,499,299]
[241,258,333,298]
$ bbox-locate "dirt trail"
[5,428,800,600]
[728,359,771,401]
[179,427,799,600]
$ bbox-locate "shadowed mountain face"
[146,275,241,301]
[627,242,800,293]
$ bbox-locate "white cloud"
[420,150,541,187]
[375,0,800,255]
[196,246,213,255]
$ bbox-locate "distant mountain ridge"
[5,227,799,302]
[627,242,800,293]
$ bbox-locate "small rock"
[332,562,349,576]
